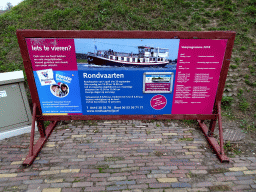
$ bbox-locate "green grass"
[105,157,125,161]
[43,121,50,127]
[179,137,194,141]
[230,65,238,69]
[238,96,250,111]
[154,151,163,157]
[208,168,229,174]
[82,120,98,126]
[0,0,255,123]
[223,110,235,119]
[209,185,231,191]
[224,140,242,156]
[181,119,197,126]
[221,96,233,110]
[240,119,256,133]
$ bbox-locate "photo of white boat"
[75,38,179,69]
[87,46,169,67]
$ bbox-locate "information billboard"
[25,38,227,116]
[17,30,235,165]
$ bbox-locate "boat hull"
[87,56,168,68]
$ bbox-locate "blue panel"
[78,68,176,115]
[34,70,83,114]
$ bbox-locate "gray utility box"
[0,71,32,133]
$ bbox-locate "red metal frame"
[23,103,58,165]
[16,30,235,165]
[198,101,229,162]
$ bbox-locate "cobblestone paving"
[0,120,256,191]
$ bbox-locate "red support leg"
[217,101,224,155]
[28,103,37,157]
[208,104,218,137]
[37,120,46,138]
[197,101,229,163]
[23,103,58,166]
[208,119,217,137]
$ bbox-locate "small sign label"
[36,69,56,86]
[143,72,174,94]
[0,90,7,98]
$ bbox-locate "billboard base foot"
[23,121,57,165]
[198,102,229,163]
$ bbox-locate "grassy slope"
[0,0,255,127]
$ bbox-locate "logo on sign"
[41,72,49,78]
[36,69,56,86]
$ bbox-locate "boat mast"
[93,39,96,55]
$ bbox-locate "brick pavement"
[0,120,256,191]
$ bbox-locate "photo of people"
[50,83,69,98]
[59,84,68,97]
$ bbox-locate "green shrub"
[202,18,210,24]
[248,65,255,73]
[213,11,221,17]
[182,2,192,8]
[234,57,240,64]
[222,96,233,110]
[244,6,256,15]
[204,11,212,17]
[239,100,249,111]
[240,46,247,51]
[237,88,244,96]
[245,79,251,85]
[222,10,232,19]
[44,121,50,127]
[244,74,249,79]
[230,65,237,69]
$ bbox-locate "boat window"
[159,49,168,53]
[133,58,136,62]
[110,56,113,59]
[121,57,124,61]
[115,57,118,60]
[138,48,144,53]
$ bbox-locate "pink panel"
[172,39,227,114]
[26,38,77,71]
